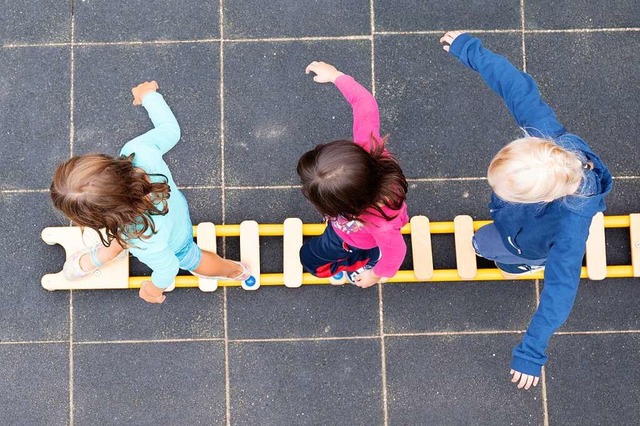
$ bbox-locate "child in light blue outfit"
[51,81,249,303]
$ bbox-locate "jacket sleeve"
[370,225,407,278]
[449,33,566,138]
[121,92,181,156]
[510,232,588,376]
[333,74,382,151]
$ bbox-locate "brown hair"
[297,137,407,222]
[50,154,171,247]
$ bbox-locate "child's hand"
[305,61,344,83]
[440,31,465,52]
[139,280,166,304]
[132,80,159,106]
[510,369,539,390]
[354,269,380,288]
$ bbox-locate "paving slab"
[375,0,520,32]
[0,47,70,190]
[0,343,68,426]
[386,335,543,425]
[555,278,640,332]
[227,285,379,339]
[74,341,226,425]
[75,0,220,43]
[526,32,640,176]
[224,40,371,186]
[73,43,221,186]
[526,0,640,29]
[0,0,69,44]
[546,334,640,426]
[0,193,69,341]
[383,280,536,334]
[228,339,383,425]
[224,0,370,39]
[375,33,524,179]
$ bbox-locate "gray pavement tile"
[0,47,70,190]
[546,334,640,426]
[229,340,383,425]
[226,285,379,339]
[226,188,320,224]
[375,33,523,179]
[601,179,640,215]
[74,341,226,425]
[75,0,219,43]
[383,280,536,334]
[181,187,223,224]
[73,43,221,186]
[224,0,370,39]
[526,32,640,176]
[375,0,520,32]
[386,335,543,425]
[73,288,224,341]
[526,0,640,29]
[1,193,70,341]
[0,0,70,44]
[556,278,640,332]
[407,180,493,220]
[0,343,68,426]
[223,40,371,186]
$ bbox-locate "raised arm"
[442,32,565,138]
[333,75,381,147]
[126,81,181,155]
[305,61,381,150]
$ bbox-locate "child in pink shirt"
[297,61,409,288]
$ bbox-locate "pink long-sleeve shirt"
[330,75,409,278]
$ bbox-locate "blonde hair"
[487,137,585,203]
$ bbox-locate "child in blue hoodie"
[440,31,612,390]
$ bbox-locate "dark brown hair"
[50,153,171,247]
[296,137,407,222]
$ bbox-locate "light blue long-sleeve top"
[119,92,193,289]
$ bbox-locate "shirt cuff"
[510,355,543,377]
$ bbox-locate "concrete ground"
[1,1,639,425]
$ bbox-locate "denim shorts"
[175,238,202,271]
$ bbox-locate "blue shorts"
[472,224,546,266]
[175,238,202,271]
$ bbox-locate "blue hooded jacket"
[450,34,613,376]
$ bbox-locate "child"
[50,81,250,303]
[297,62,409,288]
[440,32,612,389]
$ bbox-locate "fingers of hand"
[510,370,521,383]
[533,376,540,388]
[305,61,321,75]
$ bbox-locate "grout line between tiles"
[230,336,380,343]
[535,279,549,425]
[385,330,525,338]
[3,27,639,50]
[520,0,527,72]
[378,283,389,426]
[68,2,76,424]
[371,8,390,420]
[218,3,232,426]
[541,365,550,426]
[0,340,67,345]
[74,337,225,345]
